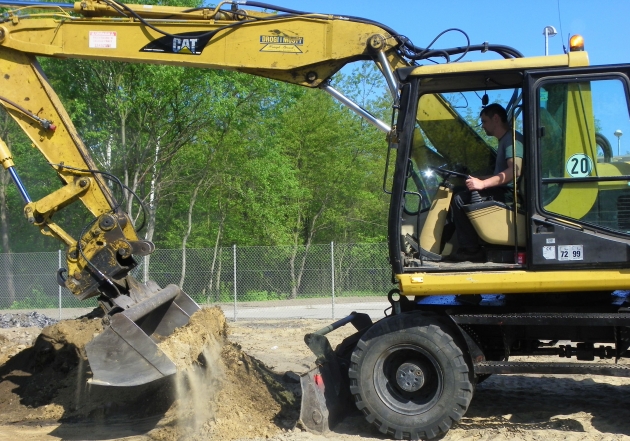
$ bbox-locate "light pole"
[615,130,623,156]
[543,26,557,56]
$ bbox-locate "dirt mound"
[0,307,296,440]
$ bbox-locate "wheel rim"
[373,343,443,415]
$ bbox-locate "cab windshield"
[403,88,522,216]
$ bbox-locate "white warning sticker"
[543,246,556,260]
[89,31,117,49]
[558,245,584,261]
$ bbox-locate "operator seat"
[463,131,527,248]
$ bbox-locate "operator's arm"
[466,157,522,191]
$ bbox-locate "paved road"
[221,301,389,321]
[1,299,389,323]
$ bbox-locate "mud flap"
[85,284,200,386]
[298,312,373,433]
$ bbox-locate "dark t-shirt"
[494,130,524,187]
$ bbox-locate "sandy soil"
[1,312,630,441]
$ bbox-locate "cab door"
[527,66,630,269]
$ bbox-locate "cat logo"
[173,38,198,54]
[260,35,304,53]
[141,32,211,55]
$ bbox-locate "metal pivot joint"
[367,34,400,104]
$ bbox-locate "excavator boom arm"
[0,0,524,388]
[0,0,411,386]
[0,0,408,299]
[0,1,404,87]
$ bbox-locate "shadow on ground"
[323,374,630,439]
[460,374,630,436]
[0,331,176,440]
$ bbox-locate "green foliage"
[241,290,282,302]
[3,49,394,255]
[188,291,208,305]
[10,287,56,309]
[185,282,239,305]
[202,283,236,304]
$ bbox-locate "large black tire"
[348,314,473,440]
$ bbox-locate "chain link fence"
[0,243,394,321]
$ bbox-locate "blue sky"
[259,0,629,65]
[17,0,628,152]
[257,0,630,154]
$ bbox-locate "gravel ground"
[0,312,58,328]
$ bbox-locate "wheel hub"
[373,343,444,415]
[396,362,425,392]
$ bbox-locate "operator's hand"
[466,176,485,191]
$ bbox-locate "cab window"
[538,77,630,232]
[408,88,522,207]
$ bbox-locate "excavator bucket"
[85,284,200,387]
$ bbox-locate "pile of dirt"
[0,307,297,440]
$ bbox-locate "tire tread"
[348,314,473,440]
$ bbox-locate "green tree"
[269,87,388,297]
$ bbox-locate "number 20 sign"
[566,153,593,178]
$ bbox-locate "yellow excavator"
[1,1,630,440]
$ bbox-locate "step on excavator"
[0,1,629,439]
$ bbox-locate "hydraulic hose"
[238,1,309,15]
[0,0,524,62]
[0,1,72,7]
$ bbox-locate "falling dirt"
[0,307,296,441]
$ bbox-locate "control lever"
[429,167,484,203]
[470,190,483,204]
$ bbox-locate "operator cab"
[388,53,630,275]
[403,86,524,264]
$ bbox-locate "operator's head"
[480,103,508,138]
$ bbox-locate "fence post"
[143,255,148,283]
[233,244,237,322]
[331,241,335,320]
[58,249,62,320]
